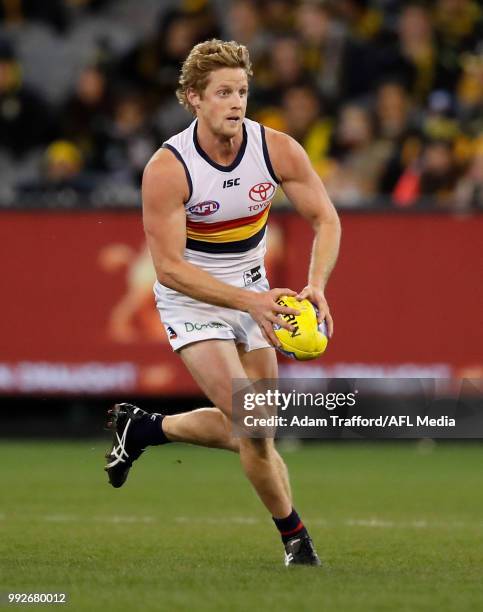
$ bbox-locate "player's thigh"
[179,339,246,416]
[237,345,278,380]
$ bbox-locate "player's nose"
[231,93,243,107]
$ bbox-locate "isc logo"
[188,201,220,216]
[223,178,240,189]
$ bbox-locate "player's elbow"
[329,208,341,233]
[156,261,177,286]
[144,227,185,287]
[156,258,184,288]
[312,202,341,233]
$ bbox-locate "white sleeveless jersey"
[162,117,279,277]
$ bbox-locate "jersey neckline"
[193,120,248,172]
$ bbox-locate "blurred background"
[0,0,482,436]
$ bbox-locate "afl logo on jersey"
[188,201,220,216]
[249,182,275,202]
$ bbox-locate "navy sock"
[273,508,308,544]
[131,413,171,447]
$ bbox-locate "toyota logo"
[249,182,275,202]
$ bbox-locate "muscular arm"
[142,148,251,310]
[267,129,341,289]
[266,129,341,333]
[142,148,298,345]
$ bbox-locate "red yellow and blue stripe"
[186,205,270,253]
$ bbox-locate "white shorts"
[154,263,271,353]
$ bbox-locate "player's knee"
[219,415,239,452]
[239,437,274,460]
[208,384,233,416]
[226,436,240,453]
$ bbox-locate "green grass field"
[1,440,482,611]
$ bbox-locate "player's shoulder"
[142,147,190,203]
[143,147,184,182]
[144,119,195,192]
[263,126,309,182]
[264,126,303,154]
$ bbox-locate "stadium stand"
[0,0,482,210]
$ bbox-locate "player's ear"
[187,88,201,111]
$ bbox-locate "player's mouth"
[226,116,241,124]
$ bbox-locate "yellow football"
[273,295,328,361]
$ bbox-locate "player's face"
[194,68,248,138]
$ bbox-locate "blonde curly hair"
[176,39,253,115]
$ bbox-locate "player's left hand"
[296,285,333,338]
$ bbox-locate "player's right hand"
[246,288,301,348]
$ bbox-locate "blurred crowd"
[0,0,482,210]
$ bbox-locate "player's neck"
[196,119,244,166]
